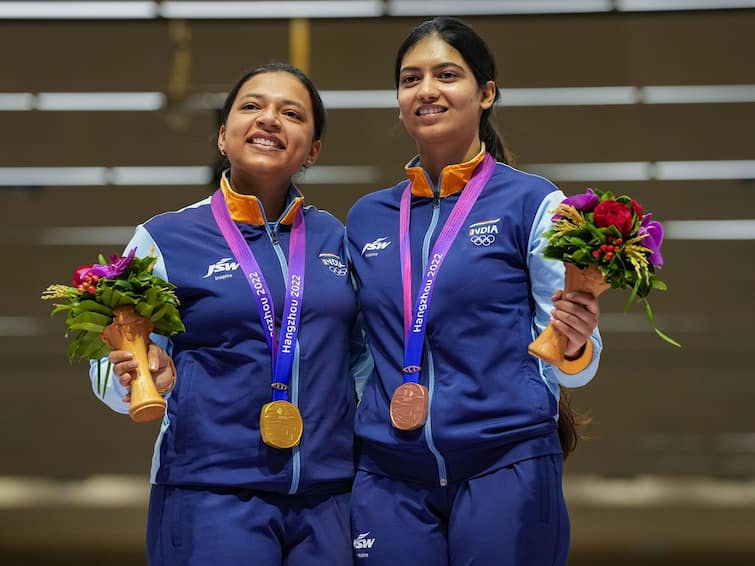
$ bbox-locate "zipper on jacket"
[424,347,447,486]
[267,220,302,494]
[420,196,448,487]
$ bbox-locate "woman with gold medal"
[347,18,603,566]
[91,63,369,566]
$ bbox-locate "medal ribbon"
[399,153,495,383]
[210,190,306,401]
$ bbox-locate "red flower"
[630,199,643,219]
[71,248,136,286]
[593,200,634,236]
[73,265,97,285]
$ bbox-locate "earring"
[220,149,226,157]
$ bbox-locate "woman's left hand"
[550,290,600,359]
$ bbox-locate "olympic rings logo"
[470,234,496,247]
[328,265,348,277]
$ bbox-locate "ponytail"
[557,386,592,460]
[480,108,515,166]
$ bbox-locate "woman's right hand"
[108,344,176,402]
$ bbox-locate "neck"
[417,138,482,185]
[228,171,289,220]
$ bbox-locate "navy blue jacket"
[346,150,601,487]
[92,176,365,495]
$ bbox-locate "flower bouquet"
[528,188,680,367]
[42,248,185,422]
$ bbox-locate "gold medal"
[390,382,429,431]
[260,400,303,449]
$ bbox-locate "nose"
[256,106,281,130]
[417,76,439,100]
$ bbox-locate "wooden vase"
[528,263,610,367]
[101,305,166,423]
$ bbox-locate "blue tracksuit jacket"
[91,177,368,496]
[346,150,602,487]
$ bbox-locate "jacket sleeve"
[527,190,603,389]
[88,225,173,414]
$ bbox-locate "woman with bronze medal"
[347,18,603,565]
[92,63,367,566]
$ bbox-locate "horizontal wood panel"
[2,12,752,91]
[1,103,752,167]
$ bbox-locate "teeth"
[418,106,445,116]
[251,137,279,148]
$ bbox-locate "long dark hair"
[558,386,591,460]
[215,62,326,177]
[393,17,513,165]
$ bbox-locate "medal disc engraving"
[390,382,429,431]
[260,400,303,449]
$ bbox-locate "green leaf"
[74,299,113,317]
[565,236,587,246]
[67,339,79,361]
[77,332,108,358]
[135,302,154,318]
[624,277,642,313]
[616,195,632,206]
[70,310,111,328]
[654,327,682,348]
[102,360,112,397]
[70,322,106,333]
[651,278,668,291]
[150,304,167,322]
[50,304,73,316]
[98,286,115,308]
[116,293,136,306]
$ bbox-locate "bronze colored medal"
[390,382,429,431]
[260,400,303,449]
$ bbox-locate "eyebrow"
[399,62,466,74]
[240,93,306,110]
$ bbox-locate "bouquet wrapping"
[42,248,185,422]
[528,188,679,367]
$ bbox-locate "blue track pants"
[147,485,351,566]
[351,454,569,565]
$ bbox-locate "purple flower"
[105,247,137,278]
[563,188,600,212]
[639,214,664,268]
[72,248,136,285]
[553,188,600,220]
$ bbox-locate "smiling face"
[397,35,495,160]
[217,71,321,192]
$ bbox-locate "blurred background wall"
[1,1,754,564]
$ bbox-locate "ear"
[217,125,226,155]
[306,139,322,167]
[480,80,496,111]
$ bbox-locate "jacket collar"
[220,170,304,226]
[404,144,487,198]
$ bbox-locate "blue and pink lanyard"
[399,153,495,382]
[210,189,305,402]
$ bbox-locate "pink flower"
[72,248,136,285]
[553,188,600,220]
[639,214,664,268]
[106,248,137,278]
